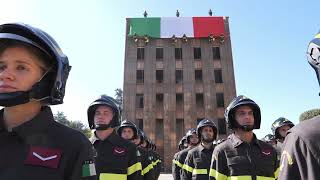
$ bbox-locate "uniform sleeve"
[278,133,320,180]
[209,148,228,180]
[172,153,182,180]
[70,137,97,180]
[127,146,143,180]
[181,152,193,180]
[142,151,156,180]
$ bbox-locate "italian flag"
[128,17,226,38]
[82,161,96,177]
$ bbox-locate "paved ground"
[158,173,173,180]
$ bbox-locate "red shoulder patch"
[24,146,62,168]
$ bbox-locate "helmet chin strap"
[0,66,54,107]
[95,124,112,130]
[234,121,254,132]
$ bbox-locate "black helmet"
[117,120,138,140]
[271,117,294,139]
[307,32,320,90]
[196,119,217,140]
[178,136,187,150]
[262,134,276,143]
[225,95,261,131]
[0,23,71,106]
[87,94,120,130]
[185,128,197,144]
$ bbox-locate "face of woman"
[0,46,45,93]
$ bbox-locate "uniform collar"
[0,106,53,139]
[92,129,119,145]
[229,133,261,148]
[198,142,215,151]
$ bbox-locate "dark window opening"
[216,93,224,108]
[196,93,204,107]
[137,48,145,60]
[195,70,203,81]
[156,48,163,60]
[175,48,182,60]
[212,47,221,59]
[137,119,143,131]
[218,118,226,134]
[136,94,144,108]
[136,70,144,84]
[194,47,201,59]
[214,69,223,83]
[156,70,163,83]
[176,70,183,84]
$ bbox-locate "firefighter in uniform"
[88,95,142,180]
[209,95,279,180]
[117,120,155,180]
[172,136,187,179]
[261,134,277,146]
[172,128,199,180]
[181,119,217,180]
[278,31,320,180]
[271,117,294,161]
[139,133,162,179]
[0,23,97,179]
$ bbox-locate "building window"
[176,70,183,84]
[136,70,144,84]
[195,70,203,81]
[137,47,145,60]
[176,93,184,111]
[176,119,184,144]
[137,119,143,131]
[214,69,223,83]
[136,94,144,108]
[194,47,201,59]
[196,93,204,107]
[213,47,221,59]
[176,93,183,104]
[156,118,164,161]
[218,118,226,134]
[156,93,164,104]
[175,48,182,60]
[156,70,163,83]
[216,93,224,108]
[156,48,163,60]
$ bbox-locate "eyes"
[0,64,29,72]
[95,111,113,116]
[237,111,253,117]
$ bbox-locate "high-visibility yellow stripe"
[127,162,142,175]
[100,173,127,180]
[274,167,280,179]
[142,163,154,175]
[209,169,275,180]
[315,33,320,39]
[182,164,194,173]
[172,160,183,168]
[192,168,207,175]
[209,168,227,180]
[227,176,251,180]
[256,176,275,180]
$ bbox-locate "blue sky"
[1,0,319,138]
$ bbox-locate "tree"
[114,88,123,107]
[54,111,92,138]
[299,108,320,122]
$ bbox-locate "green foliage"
[54,111,92,138]
[299,109,320,122]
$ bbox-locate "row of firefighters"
[88,95,163,180]
[172,95,296,180]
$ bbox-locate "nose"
[0,68,15,81]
